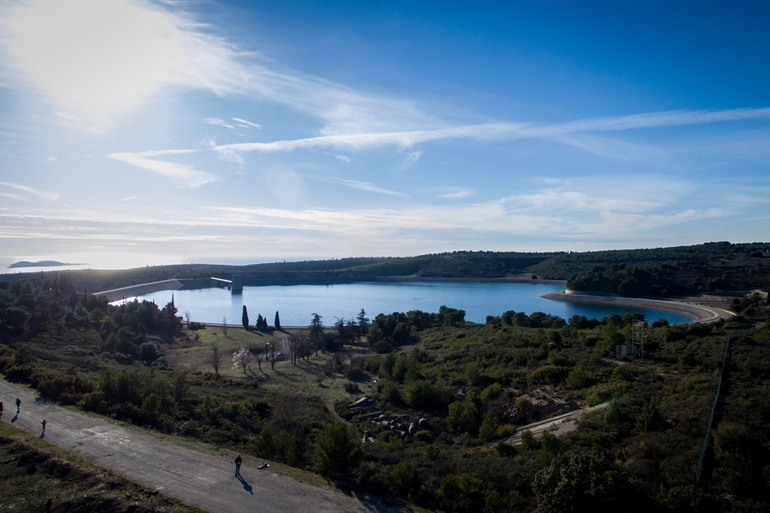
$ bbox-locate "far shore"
[542,290,734,324]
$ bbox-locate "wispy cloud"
[311,176,408,197]
[0,181,59,201]
[396,151,422,171]
[232,117,261,129]
[119,195,138,202]
[108,150,217,188]
[45,157,57,162]
[0,192,26,201]
[204,118,236,130]
[213,108,770,156]
[436,186,477,199]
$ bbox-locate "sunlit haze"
[1,0,768,269]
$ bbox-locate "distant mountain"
[9,260,76,268]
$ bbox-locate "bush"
[565,364,590,389]
[526,365,567,385]
[313,422,363,478]
[388,460,420,498]
[495,442,517,457]
[447,399,478,434]
[403,380,449,410]
[379,380,401,404]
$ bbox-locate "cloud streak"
[213,107,770,155]
[108,150,217,188]
[232,117,261,129]
[0,181,59,201]
[311,176,408,197]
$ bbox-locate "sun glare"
[2,1,207,117]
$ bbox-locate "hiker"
[41,420,47,433]
[16,398,20,413]
[0,401,4,415]
[234,455,243,477]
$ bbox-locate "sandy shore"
[542,290,733,324]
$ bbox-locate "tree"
[138,342,158,361]
[222,316,228,337]
[184,310,191,327]
[275,311,281,330]
[313,422,362,479]
[288,332,309,364]
[310,313,324,355]
[447,399,479,434]
[210,344,222,378]
[565,364,590,389]
[256,314,264,330]
[242,305,249,329]
[173,372,189,404]
[253,345,264,371]
[479,412,499,442]
[232,347,254,373]
[268,342,276,370]
[356,308,369,339]
[142,392,161,426]
[5,306,30,331]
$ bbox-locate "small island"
[9,260,79,268]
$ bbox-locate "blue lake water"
[123,281,691,326]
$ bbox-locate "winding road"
[0,380,394,513]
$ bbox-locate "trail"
[0,380,394,513]
[501,402,610,445]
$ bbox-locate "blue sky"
[0,0,768,269]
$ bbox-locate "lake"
[120,281,692,325]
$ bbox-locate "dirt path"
[501,402,610,445]
[0,380,394,513]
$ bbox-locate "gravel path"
[0,380,393,513]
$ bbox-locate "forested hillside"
[1,273,769,512]
[4,241,768,298]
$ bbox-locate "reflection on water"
[118,281,692,326]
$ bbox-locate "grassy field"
[165,326,376,419]
[0,421,203,513]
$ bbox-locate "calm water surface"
[124,282,691,325]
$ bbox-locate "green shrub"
[526,365,566,385]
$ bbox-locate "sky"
[0,0,768,270]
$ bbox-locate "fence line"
[695,327,762,485]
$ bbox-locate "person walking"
[15,398,20,413]
[41,420,47,435]
[234,455,243,477]
[0,401,4,416]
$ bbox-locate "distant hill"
[2,242,768,297]
[8,260,76,268]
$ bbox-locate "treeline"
[4,242,768,298]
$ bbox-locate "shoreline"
[542,290,733,324]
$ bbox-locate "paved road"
[0,380,393,513]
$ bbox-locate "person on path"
[0,401,4,416]
[234,455,243,477]
[16,398,20,413]
[41,420,47,434]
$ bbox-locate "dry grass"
[165,327,377,416]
